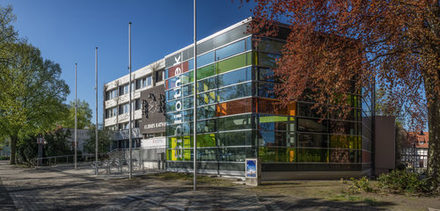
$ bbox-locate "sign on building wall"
[140,85,166,134]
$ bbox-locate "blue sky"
[2,0,255,125]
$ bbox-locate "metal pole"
[74,63,78,169]
[128,22,133,179]
[95,47,99,174]
[193,0,197,191]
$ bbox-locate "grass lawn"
[251,180,440,211]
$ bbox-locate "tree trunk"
[426,79,440,190]
[9,135,17,165]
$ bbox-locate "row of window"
[166,113,361,136]
[105,99,141,119]
[105,70,164,101]
[166,129,361,150]
[165,146,363,163]
[105,119,141,131]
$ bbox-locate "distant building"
[0,145,10,158]
[402,131,429,170]
[64,128,90,154]
[103,60,166,150]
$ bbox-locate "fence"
[34,153,109,168]
[33,148,167,176]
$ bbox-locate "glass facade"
[164,22,373,176]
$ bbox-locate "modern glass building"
[164,18,374,179]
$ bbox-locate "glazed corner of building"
[104,17,393,180]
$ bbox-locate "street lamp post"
[128,22,133,179]
[74,63,78,169]
[193,0,198,191]
[95,47,99,174]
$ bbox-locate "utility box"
[245,158,261,186]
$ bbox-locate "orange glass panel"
[216,98,252,116]
[258,99,296,115]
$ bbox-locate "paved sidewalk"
[0,161,383,210]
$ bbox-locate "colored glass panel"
[257,99,296,116]
[216,52,252,74]
[217,131,253,146]
[216,98,252,116]
[296,148,329,162]
[259,147,295,162]
[168,61,189,78]
[197,64,215,80]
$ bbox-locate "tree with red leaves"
[246,0,440,191]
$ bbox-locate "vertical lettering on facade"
[172,54,184,159]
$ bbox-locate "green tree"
[44,128,72,157]
[0,42,69,164]
[247,0,440,192]
[85,126,112,154]
[0,5,17,62]
[61,100,93,129]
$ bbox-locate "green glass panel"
[216,52,252,74]
[296,148,328,162]
[259,115,288,123]
[197,133,216,147]
[258,147,296,162]
[181,71,194,85]
[197,64,215,80]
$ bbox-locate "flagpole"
[95,47,99,174]
[128,22,133,179]
[193,0,197,191]
[74,63,78,169]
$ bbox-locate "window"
[135,78,143,89]
[197,91,216,106]
[119,103,129,114]
[216,98,252,116]
[136,76,152,90]
[298,118,328,133]
[217,114,253,131]
[155,69,164,82]
[197,51,215,68]
[215,39,246,61]
[105,89,118,100]
[118,122,129,130]
[217,82,252,102]
[146,75,152,87]
[135,99,141,110]
[216,52,252,74]
[217,67,252,87]
[197,64,215,80]
[119,84,129,95]
[197,105,216,120]
[198,77,216,92]
[105,107,118,119]
[134,119,141,128]
[217,131,253,146]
